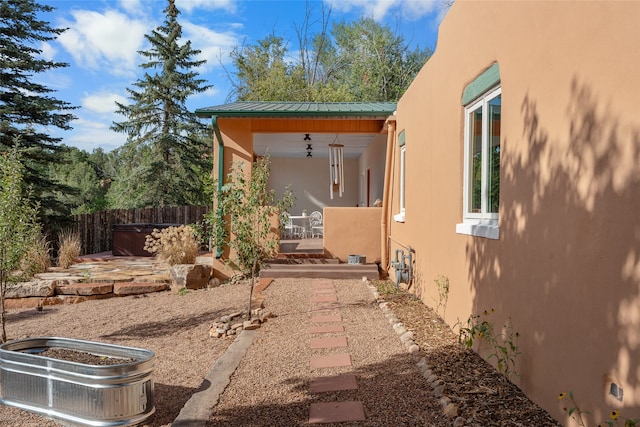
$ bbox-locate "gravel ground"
[0,282,250,427]
[208,278,446,426]
[0,276,560,426]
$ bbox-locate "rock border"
[365,279,468,427]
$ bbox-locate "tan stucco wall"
[324,207,381,263]
[392,1,640,424]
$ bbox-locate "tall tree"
[47,146,109,214]
[227,12,431,103]
[0,0,77,227]
[111,0,211,208]
[327,17,431,101]
[228,34,308,102]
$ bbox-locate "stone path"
[6,254,215,309]
[308,279,366,424]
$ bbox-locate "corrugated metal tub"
[0,337,155,426]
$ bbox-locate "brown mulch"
[376,283,561,427]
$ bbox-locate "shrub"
[20,233,51,278]
[57,230,81,269]
[144,225,200,265]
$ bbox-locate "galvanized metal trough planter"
[0,337,155,426]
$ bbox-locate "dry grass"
[19,233,51,278]
[57,230,81,269]
[143,225,200,265]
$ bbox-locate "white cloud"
[176,0,236,14]
[182,21,241,71]
[39,41,57,62]
[57,9,149,76]
[119,0,145,16]
[81,91,128,115]
[326,0,440,21]
[65,117,126,152]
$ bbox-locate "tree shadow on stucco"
[466,77,640,422]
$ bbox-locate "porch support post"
[381,116,396,273]
[212,116,225,258]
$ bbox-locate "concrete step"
[265,257,340,265]
[259,263,379,280]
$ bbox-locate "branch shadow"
[99,308,234,340]
[466,77,640,421]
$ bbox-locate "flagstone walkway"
[308,279,366,424]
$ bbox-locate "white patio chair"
[282,213,302,239]
[309,211,323,238]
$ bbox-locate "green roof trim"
[195,101,397,118]
[462,63,500,106]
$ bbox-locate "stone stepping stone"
[35,273,86,281]
[90,274,134,283]
[311,303,341,312]
[56,283,113,296]
[113,282,169,295]
[310,324,344,334]
[312,288,336,294]
[310,336,348,349]
[310,314,342,323]
[310,353,351,370]
[312,282,334,289]
[308,401,365,424]
[118,269,156,277]
[309,374,358,393]
[310,294,338,303]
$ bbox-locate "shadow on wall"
[466,77,640,423]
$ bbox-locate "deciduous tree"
[0,144,42,342]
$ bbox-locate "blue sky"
[38,0,449,152]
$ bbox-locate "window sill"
[393,211,405,223]
[456,221,499,239]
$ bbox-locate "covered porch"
[195,102,395,267]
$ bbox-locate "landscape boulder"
[170,264,212,292]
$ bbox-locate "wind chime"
[328,136,344,199]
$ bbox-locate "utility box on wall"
[112,223,180,256]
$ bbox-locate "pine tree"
[111,0,212,208]
[0,0,77,226]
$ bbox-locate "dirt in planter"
[26,348,136,366]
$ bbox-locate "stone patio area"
[5,252,215,309]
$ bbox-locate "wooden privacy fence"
[73,206,210,255]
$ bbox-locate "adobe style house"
[388,1,640,425]
[197,1,640,424]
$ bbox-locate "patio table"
[289,215,311,238]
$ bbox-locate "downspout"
[212,116,224,258]
[381,116,396,272]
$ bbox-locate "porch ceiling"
[253,132,377,159]
[195,101,397,159]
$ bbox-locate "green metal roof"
[195,101,397,118]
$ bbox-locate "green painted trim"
[196,101,397,118]
[462,63,500,106]
[398,130,406,147]
[212,116,224,259]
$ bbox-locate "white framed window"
[394,131,406,223]
[456,86,501,239]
